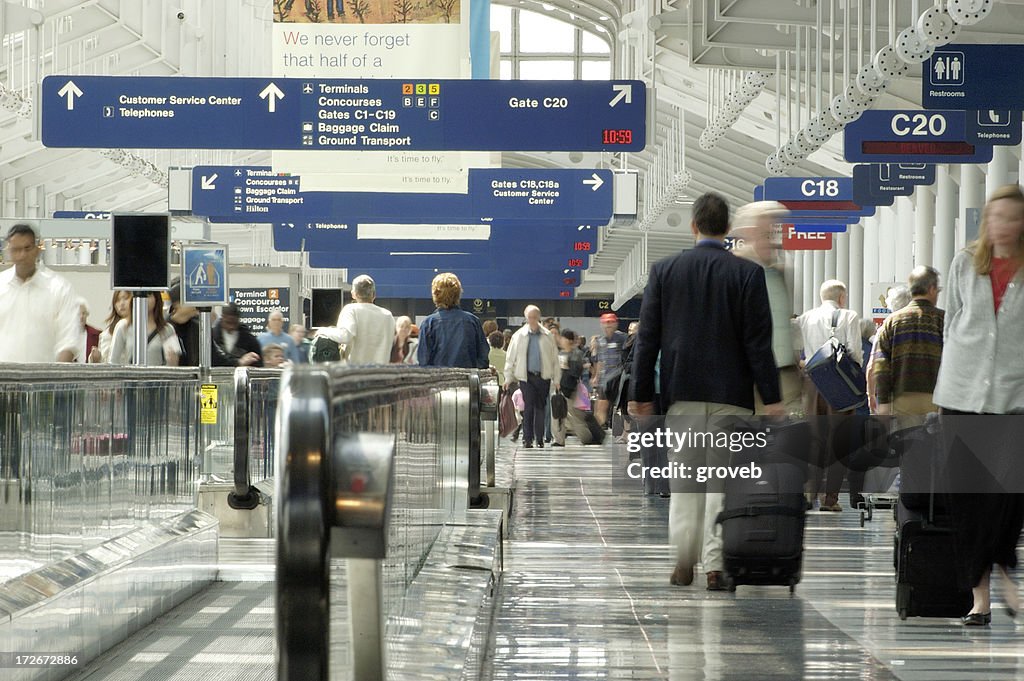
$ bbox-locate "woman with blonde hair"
[391,315,418,364]
[417,273,489,368]
[933,184,1024,626]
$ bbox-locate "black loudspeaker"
[111,213,170,290]
[310,288,342,327]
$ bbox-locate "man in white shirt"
[796,279,864,512]
[0,224,80,363]
[336,275,395,365]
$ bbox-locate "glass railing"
[275,365,492,681]
[0,365,202,583]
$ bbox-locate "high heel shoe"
[961,612,992,626]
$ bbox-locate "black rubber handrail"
[227,367,283,510]
[276,364,493,681]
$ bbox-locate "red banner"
[781,224,833,250]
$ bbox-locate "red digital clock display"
[602,129,633,145]
[573,242,592,252]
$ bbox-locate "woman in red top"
[935,184,1024,626]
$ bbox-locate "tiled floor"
[483,439,1024,680]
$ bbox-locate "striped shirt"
[872,299,944,404]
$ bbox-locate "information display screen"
[110,213,170,291]
[310,288,343,328]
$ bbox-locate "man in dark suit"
[628,192,782,591]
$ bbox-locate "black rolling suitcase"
[891,420,972,620]
[717,461,806,593]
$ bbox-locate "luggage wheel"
[898,608,908,621]
[860,511,866,527]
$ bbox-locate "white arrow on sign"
[200,174,218,190]
[259,83,285,113]
[583,173,604,191]
[609,84,632,108]
[58,80,83,111]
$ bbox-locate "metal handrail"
[275,364,492,681]
[0,364,202,381]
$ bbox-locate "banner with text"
[273,0,485,192]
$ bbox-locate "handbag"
[550,393,568,420]
[575,380,591,411]
[804,310,867,411]
[498,391,518,438]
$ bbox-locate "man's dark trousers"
[521,372,550,446]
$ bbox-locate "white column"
[836,228,850,288]
[783,250,797,312]
[986,144,1015,197]
[802,248,814,313]
[788,250,800,314]
[876,205,897,284]
[824,237,838,282]
[862,215,880,320]
[847,223,864,318]
[934,165,958,301]
[913,184,936,268]
[895,195,916,281]
[813,250,825,293]
[959,163,985,250]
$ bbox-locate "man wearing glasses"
[0,224,81,363]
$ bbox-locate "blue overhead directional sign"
[53,210,111,220]
[844,110,993,164]
[853,167,896,207]
[194,166,613,223]
[791,224,848,233]
[965,109,1023,147]
[42,76,646,152]
[275,223,596,255]
[322,266,582,289]
[764,177,853,202]
[753,185,861,223]
[923,45,1024,109]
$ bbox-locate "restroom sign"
[782,225,832,250]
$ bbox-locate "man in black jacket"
[212,303,263,367]
[628,192,782,591]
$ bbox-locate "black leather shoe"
[523,442,534,449]
[962,612,992,626]
[706,571,729,591]
[536,442,544,449]
[551,442,564,447]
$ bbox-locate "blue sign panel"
[852,167,896,208]
[763,177,853,202]
[843,110,993,164]
[42,76,646,152]
[181,245,229,306]
[791,224,849,233]
[375,284,576,300]
[273,222,595,250]
[53,210,111,220]
[922,45,1024,110]
[336,267,582,289]
[753,185,861,222]
[965,109,1023,147]
[307,247,588,271]
[194,166,613,223]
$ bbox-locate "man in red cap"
[592,311,627,429]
